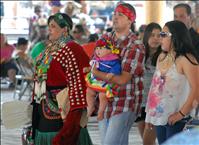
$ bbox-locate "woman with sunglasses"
[145,20,199,144]
[31,13,92,145]
[135,22,162,145]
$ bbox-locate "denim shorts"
[155,117,191,145]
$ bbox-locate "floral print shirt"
[145,63,191,125]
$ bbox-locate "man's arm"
[92,68,131,85]
[92,45,145,85]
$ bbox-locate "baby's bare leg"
[97,93,107,121]
[86,88,96,117]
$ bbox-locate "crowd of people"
[1,1,199,145]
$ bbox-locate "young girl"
[145,20,199,144]
[135,22,162,145]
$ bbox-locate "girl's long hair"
[165,20,199,64]
[143,22,162,66]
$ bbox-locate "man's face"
[174,7,191,28]
[112,11,131,32]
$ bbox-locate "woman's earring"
[63,31,67,37]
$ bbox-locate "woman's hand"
[168,112,183,125]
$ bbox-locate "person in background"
[82,33,99,58]
[29,5,43,43]
[173,3,199,56]
[31,13,92,145]
[64,1,76,18]
[30,40,46,63]
[138,24,147,41]
[135,22,162,145]
[72,24,88,44]
[145,20,199,145]
[49,0,63,15]
[13,37,29,60]
[0,33,18,88]
[90,2,145,145]
[29,17,48,50]
[29,16,48,62]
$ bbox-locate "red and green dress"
[32,37,92,145]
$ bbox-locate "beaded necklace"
[157,52,175,89]
[111,30,133,52]
[158,52,175,75]
[35,35,71,82]
[34,35,71,103]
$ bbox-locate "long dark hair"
[143,22,162,66]
[165,20,199,64]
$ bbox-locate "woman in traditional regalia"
[32,13,92,145]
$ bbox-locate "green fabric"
[34,128,93,145]
[35,130,58,145]
[30,42,45,61]
[54,13,70,28]
[77,128,93,145]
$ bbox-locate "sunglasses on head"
[159,31,172,38]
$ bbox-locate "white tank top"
[145,63,192,125]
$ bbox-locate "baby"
[85,38,121,120]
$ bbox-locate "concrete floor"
[1,88,144,145]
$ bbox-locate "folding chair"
[13,57,34,100]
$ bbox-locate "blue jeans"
[155,118,190,145]
[98,111,136,145]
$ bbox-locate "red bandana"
[115,4,136,22]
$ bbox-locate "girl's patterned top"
[142,59,156,107]
[145,63,192,125]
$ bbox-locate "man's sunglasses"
[159,31,172,38]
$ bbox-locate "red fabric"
[54,41,90,111]
[53,109,82,145]
[115,4,136,22]
[0,44,15,60]
[101,32,145,118]
[47,60,67,86]
[95,39,107,47]
[82,42,95,58]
